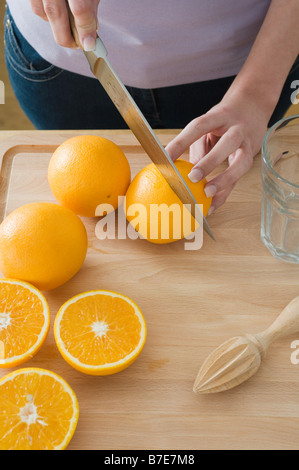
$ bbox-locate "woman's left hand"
[165,88,271,214]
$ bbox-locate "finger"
[188,126,243,183]
[68,0,98,51]
[204,148,253,199]
[189,133,220,165]
[165,110,225,161]
[228,153,237,165]
[43,0,77,48]
[189,136,208,165]
[30,0,48,21]
[208,185,235,215]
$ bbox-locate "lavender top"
[7,0,271,88]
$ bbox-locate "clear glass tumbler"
[261,115,299,263]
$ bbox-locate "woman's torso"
[6,0,271,88]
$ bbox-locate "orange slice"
[0,279,50,368]
[0,368,79,450]
[54,290,147,375]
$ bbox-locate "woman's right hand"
[30,0,100,51]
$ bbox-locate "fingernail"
[83,35,96,51]
[204,185,217,198]
[208,206,214,216]
[188,169,203,183]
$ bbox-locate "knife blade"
[67,10,214,240]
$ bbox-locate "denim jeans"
[4,5,299,130]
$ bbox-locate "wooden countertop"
[0,129,299,450]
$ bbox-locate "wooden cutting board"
[0,130,299,450]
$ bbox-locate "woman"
[4,0,299,213]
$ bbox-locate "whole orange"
[48,135,131,217]
[125,159,212,244]
[0,203,88,291]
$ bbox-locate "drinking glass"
[261,115,299,263]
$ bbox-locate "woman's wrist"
[223,76,279,123]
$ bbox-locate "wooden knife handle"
[66,2,83,49]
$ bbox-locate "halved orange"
[0,368,79,450]
[0,279,50,368]
[54,290,147,375]
[125,159,212,244]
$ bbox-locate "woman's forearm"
[225,0,299,117]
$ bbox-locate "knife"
[67,10,215,240]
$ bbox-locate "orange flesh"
[0,369,78,450]
[0,282,47,361]
[59,294,142,366]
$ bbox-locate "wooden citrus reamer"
[194,296,299,394]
